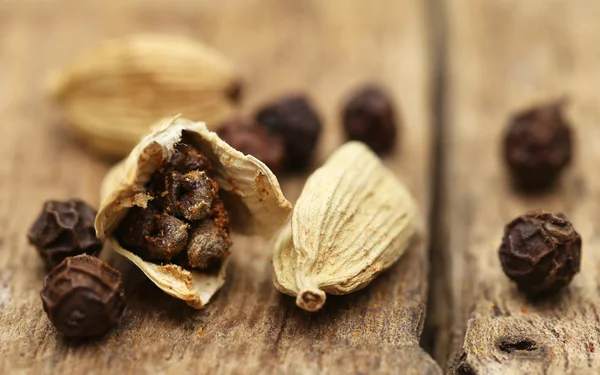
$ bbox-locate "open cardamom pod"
[49,34,242,158]
[273,142,417,312]
[96,116,291,308]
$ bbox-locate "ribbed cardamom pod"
[49,34,242,158]
[96,116,291,308]
[273,142,417,311]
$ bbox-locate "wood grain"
[0,1,438,374]
[434,1,600,374]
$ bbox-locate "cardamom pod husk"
[96,116,291,308]
[273,141,417,311]
[49,34,242,158]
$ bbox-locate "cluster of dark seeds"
[115,136,232,270]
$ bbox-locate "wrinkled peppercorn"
[28,199,103,268]
[255,95,322,171]
[503,101,572,190]
[342,85,398,155]
[217,117,286,174]
[40,255,126,338]
[115,137,232,269]
[499,210,581,297]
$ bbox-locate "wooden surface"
[4,1,600,374]
[430,1,600,374]
[0,1,439,374]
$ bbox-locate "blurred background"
[0,0,431,202]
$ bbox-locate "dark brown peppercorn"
[342,85,398,155]
[503,101,572,190]
[255,95,322,171]
[499,210,581,297]
[28,199,103,268]
[40,255,126,338]
[216,117,286,174]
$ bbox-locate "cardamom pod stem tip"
[296,288,326,312]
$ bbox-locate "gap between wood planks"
[421,0,451,366]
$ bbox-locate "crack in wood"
[420,0,451,365]
[495,336,538,354]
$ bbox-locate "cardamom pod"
[273,142,417,312]
[96,116,291,308]
[49,34,242,158]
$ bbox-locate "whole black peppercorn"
[503,101,572,190]
[342,85,398,155]
[255,94,322,171]
[28,199,103,268]
[499,210,581,297]
[40,255,126,338]
[217,117,286,174]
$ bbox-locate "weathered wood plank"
[435,1,600,374]
[0,1,439,374]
